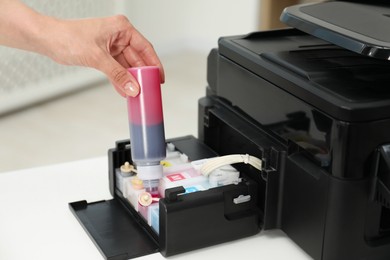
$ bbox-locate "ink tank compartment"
[70,134,267,259]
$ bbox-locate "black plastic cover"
[69,200,159,260]
[159,180,261,256]
[281,2,390,59]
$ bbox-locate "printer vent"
[372,144,390,209]
[375,182,390,209]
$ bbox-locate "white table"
[0,157,312,260]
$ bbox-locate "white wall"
[123,0,260,55]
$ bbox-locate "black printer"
[70,1,390,260]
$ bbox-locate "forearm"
[0,0,56,55]
[0,0,164,97]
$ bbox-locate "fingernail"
[124,82,139,97]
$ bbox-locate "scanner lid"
[281,1,390,60]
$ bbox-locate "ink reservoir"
[127,66,166,195]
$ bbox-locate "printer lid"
[281,1,390,60]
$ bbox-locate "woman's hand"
[0,0,164,97]
[46,15,165,97]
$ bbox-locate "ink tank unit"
[70,1,390,260]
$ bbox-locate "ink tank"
[127,66,166,195]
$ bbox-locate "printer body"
[203,28,390,260]
[70,2,390,260]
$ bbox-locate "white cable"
[200,154,262,176]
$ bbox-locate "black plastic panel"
[159,181,260,256]
[69,200,159,260]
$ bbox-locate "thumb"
[99,55,140,97]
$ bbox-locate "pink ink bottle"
[127,66,166,195]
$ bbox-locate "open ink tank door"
[127,66,166,194]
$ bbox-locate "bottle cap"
[138,192,153,207]
[131,177,144,190]
[120,162,134,173]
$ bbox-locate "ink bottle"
[127,66,166,195]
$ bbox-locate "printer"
[70,1,390,260]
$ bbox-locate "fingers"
[114,52,130,68]
[138,44,165,83]
[125,29,165,83]
[107,16,165,83]
[94,15,165,96]
[98,53,140,97]
[123,44,165,83]
[123,46,146,68]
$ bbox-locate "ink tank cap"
[136,164,163,180]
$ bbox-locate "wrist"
[28,14,61,58]
[0,0,59,57]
